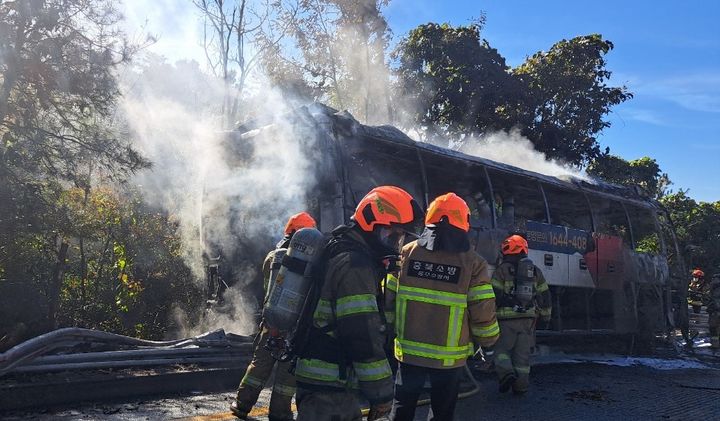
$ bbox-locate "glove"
[482,346,495,362]
[470,345,494,373]
[367,400,393,420]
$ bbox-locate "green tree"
[512,34,632,165]
[56,187,202,338]
[587,154,671,198]
[0,0,148,341]
[393,21,522,142]
[393,27,631,164]
[662,192,720,274]
[262,0,394,123]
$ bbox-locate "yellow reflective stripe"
[468,284,495,302]
[472,320,500,338]
[385,274,399,292]
[336,294,377,318]
[295,358,340,382]
[241,374,264,388]
[314,299,332,319]
[445,305,465,366]
[538,307,552,317]
[515,365,531,374]
[491,278,507,291]
[397,297,408,338]
[396,285,470,364]
[313,298,333,329]
[497,307,536,318]
[496,353,511,362]
[273,383,296,396]
[537,282,549,292]
[354,359,392,382]
[398,285,467,307]
[447,306,464,347]
[395,338,473,362]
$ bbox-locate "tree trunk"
[48,242,69,330]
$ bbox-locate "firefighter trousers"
[390,362,462,421]
[235,327,295,420]
[494,318,535,393]
[710,312,720,348]
[295,386,363,421]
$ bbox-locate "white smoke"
[118,58,317,336]
[457,128,590,181]
[119,57,224,274]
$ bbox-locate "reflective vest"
[387,241,499,369]
[491,261,552,320]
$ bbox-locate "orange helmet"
[502,234,528,256]
[352,186,422,232]
[284,212,317,235]
[425,193,470,232]
[692,268,705,278]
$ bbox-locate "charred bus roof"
[230,102,659,211]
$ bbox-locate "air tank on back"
[514,257,536,309]
[263,248,287,304]
[263,227,325,332]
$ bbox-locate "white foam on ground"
[533,354,714,370]
[591,357,710,370]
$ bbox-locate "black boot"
[230,400,250,419]
[499,374,517,393]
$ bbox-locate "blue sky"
[385,0,720,202]
[123,0,719,202]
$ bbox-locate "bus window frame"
[654,211,667,255]
[484,166,498,229]
[621,202,635,249]
[588,195,634,247]
[415,146,430,209]
[539,182,595,233]
[486,168,549,231]
[626,204,665,255]
[537,182,551,225]
[583,192,597,232]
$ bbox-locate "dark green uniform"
[234,244,296,421]
[491,261,552,393]
[295,226,393,421]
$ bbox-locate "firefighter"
[491,234,552,395]
[230,212,317,421]
[707,273,720,349]
[689,268,707,314]
[294,186,423,421]
[386,193,500,421]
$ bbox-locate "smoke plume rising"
[458,129,589,181]
[119,58,318,336]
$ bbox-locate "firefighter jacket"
[262,237,291,297]
[294,227,394,404]
[491,261,552,321]
[261,249,275,298]
[385,240,500,369]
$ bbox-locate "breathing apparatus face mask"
[376,225,408,254]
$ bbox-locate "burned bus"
[202,103,687,342]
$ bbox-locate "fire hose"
[0,327,251,377]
